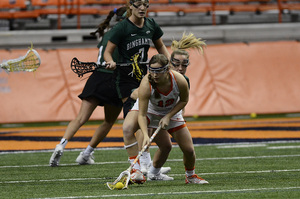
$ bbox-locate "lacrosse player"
[103,0,170,183]
[123,54,209,184]
[49,6,127,167]
[137,33,206,176]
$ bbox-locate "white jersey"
[132,71,184,123]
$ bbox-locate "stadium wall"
[0,40,300,123]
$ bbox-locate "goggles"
[170,58,189,68]
[148,64,168,74]
[130,0,149,9]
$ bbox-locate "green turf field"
[1,141,300,198]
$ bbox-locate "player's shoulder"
[171,70,184,79]
[171,70,188,85]
[145,17,156,23]
[141,73,150,84]
[145,17,158,25]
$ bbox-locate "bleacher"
[0,0,299,30]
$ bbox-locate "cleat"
[185,174,209,184]
[49,144,63,167]
[130,169,146,184]
[147,171,174,181]
[161,167,171,174]
[140,162,151,176]
[75,151,95,165]
[141,162,171,176]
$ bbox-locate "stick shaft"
[130,126,162,168]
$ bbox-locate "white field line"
[2,168,300,184]
[1,154,300,169]
[1,140,300,155]
[217,144,267,148]
[268,146,300,149]
[33,186,300,199]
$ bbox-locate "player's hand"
[105,61,116,70]
[142,133,150,149]
[159,116,170,130]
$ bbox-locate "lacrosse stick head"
[70,57,82,77]
[0,48,41,72]
[70,57,99,77]
[106,170,131,190]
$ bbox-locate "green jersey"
[108,17,164,99]
[109,18,163,63]
[184,75,190,89]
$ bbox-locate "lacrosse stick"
[106,125,162,190]
[70,57,148,77]
[0,44,41,72]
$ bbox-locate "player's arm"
[130,88,139,100]
[104,41,117,70]
[153,38,170,60]
[138,75,151,147]
[160,71,189,128]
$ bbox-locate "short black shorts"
[122,97,136,118]
[114,65,146,99]
[78,70,123,108]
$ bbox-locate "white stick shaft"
[130,126,162,169]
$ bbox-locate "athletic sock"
[83,145,94,156]
[140,151,151,166]
[129,156,141,170]
[59,138,68,148]
[185,167,195,177]
[149,165,161,175]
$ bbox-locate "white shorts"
[131,99,186,133]
[146,113,186,133]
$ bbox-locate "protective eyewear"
[131,0,149,9]
[148,64,168,74]
[170,58,189,68]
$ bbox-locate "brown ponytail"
[90,6,127,38]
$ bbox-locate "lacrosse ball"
[115,182,124,190]
[250,112,257,118]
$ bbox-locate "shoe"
[141,162,171,176]
[147,171,174,181]
[49,144,63,167]
[140,162,151,176]
[185,174,209,184]
[75,151,95,165]
[130,169,146,184]
[161,166,171,174]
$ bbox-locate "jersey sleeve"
[107,22,125,46]
[149,18,164,41]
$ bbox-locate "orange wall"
[1,41,300,123]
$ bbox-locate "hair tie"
[113,8,117,14]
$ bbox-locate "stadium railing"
[0,0,299,29]
[0,0,39,20]
[211,0,279,24]
[277,0,300,22]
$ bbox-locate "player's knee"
[160,144,172,154]
[102,120,115,128]
[184,148,195,158]
[74,116,88,126]
[123,127,135,141]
